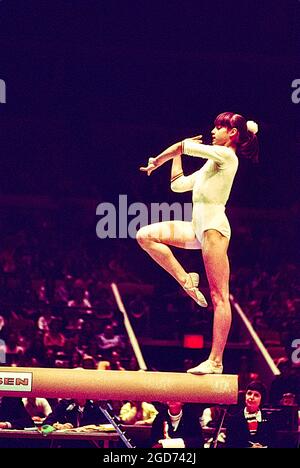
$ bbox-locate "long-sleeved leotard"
[171,140,238,245]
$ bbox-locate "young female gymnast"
[137,112,258,374]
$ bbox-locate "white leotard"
[171,139,238,244]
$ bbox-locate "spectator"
[270,358,299,406]
[67,279,92,314]
[37,306,53,332]
[0,315,6,336]
[226,381,276,448]
[43,318,66,350]
[200,405,227,448]
[97,325,123,355]
[2,331,25,365]
[97,350,125,371]
[119,400,158,426]
[75,320,95,354]
[81,354,97,369]
[150,402,204,448]
[22,397,52,422]
[0,397,33,429]
[44,398,106,429]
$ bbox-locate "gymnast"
[137,112,258,374]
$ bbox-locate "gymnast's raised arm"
[139,135,203,176]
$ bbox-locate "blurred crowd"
[0,204,299,448]
[0,205,299,376]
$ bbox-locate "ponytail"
[237,128,259,163]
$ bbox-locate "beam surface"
[0,367,238,404]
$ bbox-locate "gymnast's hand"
[189,134,203,143]
[139,157,161,176]
[139,135,202,176]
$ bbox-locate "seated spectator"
[81,354,97,369]
[270,358,299,406]
[22,397,52,422]
[25,332,47,366]
[119,400,158,426]
[200,406,227,448]
[201,405,224,428]
[67,280,92,315]
[97,324,123,354]
[226,381,276,448]
[150,402,204,448]
[0,397,33,429]
[44,398,107,429]
[54,275,74,304]
[97,350,125,371]
[84,341,103,364]
[1,331,25,365]
[128,295,151,337]
[43,318,66,350]
[37,306,53,332]
[64,280,92,332]
[280,392,297,406]
[94,286,114,318]
[70,349,83,368]
[75,320,96,354]
[238,355,259,391]
[0,314,6,337]
[275,392,299,432]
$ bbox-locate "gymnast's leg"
[137,221,198,283]
[136,221,207,306]
[188,229,231,374]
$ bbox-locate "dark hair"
[246,381,267,405]
[214,112,259,163]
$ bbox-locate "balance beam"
[0,367,238,404]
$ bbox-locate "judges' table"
[0,428,120,448]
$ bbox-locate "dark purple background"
[0,0,299,207]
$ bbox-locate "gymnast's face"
[211,125,237,147]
